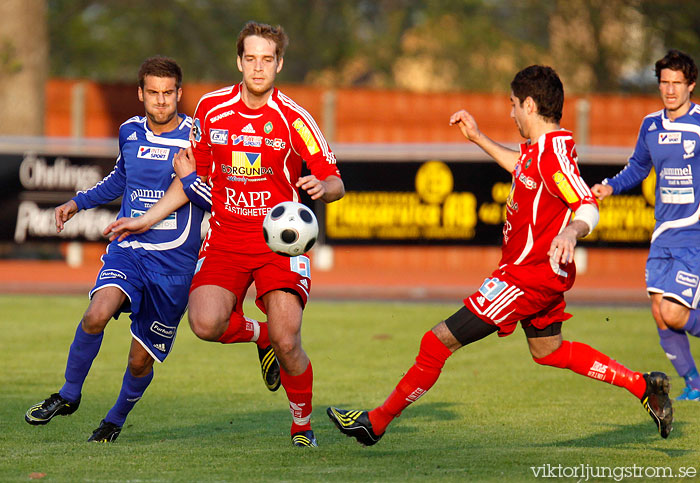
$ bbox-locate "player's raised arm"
[450,109,519,173]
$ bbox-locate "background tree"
[0,0,48,135]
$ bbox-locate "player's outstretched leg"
[641,372,674,438]
[327,330,452,446]
[326,407,383,446]
[25,393,81,425]
[533,340,673,438]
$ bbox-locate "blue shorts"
[90,244,193,363]
[646,245,700,309]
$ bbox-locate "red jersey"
[500,130,597,274]
[190,84,341,254]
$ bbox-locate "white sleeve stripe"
[553,137,591,198]
[78,156,120,194]
[191,181,212,204]
[277,92,332,158]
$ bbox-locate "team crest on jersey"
[659,132,681,144]
[137,146,170,160]
[552,171,579,203]
[683,139,695,159]
[191,118,202,142]
[478,277,507,301]
[264,121,273,134]
[228,152,273,178]
[292,118,320,155]
[524,158,532,169]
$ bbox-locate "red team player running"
[108,22,344,447]
[327,65,674,445]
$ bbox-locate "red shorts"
[464,262,576,337]
[190,245,311,314]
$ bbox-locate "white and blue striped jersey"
[73,114,208,274]
[604,103,700,247]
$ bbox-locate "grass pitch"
[1,294,699,482]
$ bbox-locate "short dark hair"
[510,65,564,123]
[138,56,183,89]
[655,49,697,85]
[236,21,289,60]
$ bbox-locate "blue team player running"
[24,57,279,442]
[593,49,700,401]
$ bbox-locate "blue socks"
[105,368,154,427]
[59,323,104,402]
[684,310,700,337]
[658,327,700,389]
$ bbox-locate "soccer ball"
[263,201,318,257]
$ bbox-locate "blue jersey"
[604,103,700,247]
[73,114,206,275]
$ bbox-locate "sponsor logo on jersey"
[524,158,532,169]
[683,139,696,159]
[676,271,699,288]
[99,269,126,280]
[682,288,693,297]
[210,129,229,145]
[518,173,537,190]
[226,152,273,178]
[265,138,286,150]
[264,121,273,134]
[224,187,272,208]
[241,123,256,133]
[648,121,657,132]
[191,118,202,142]
[137,146,170,160]
[232,134,262,147]
[658,132,681,144]
[660,187,694,204]
[476,296,485,306]
[292,118,320,155]
[126,131,138,141]
[478,277,507,301]
[210,109,235,123]
[552,171,580,203]
[153,343,166,352]
[150,321,176,339]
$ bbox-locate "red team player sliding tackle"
[327,65,674,445]
[108,21,344,447]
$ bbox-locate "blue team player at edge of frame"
[24,56,280,442]
[593,50,700,402]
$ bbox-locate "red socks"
[534,340,646,399]
[216,313,269,348]
[369,330,452,435]
[281,362,313,434]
